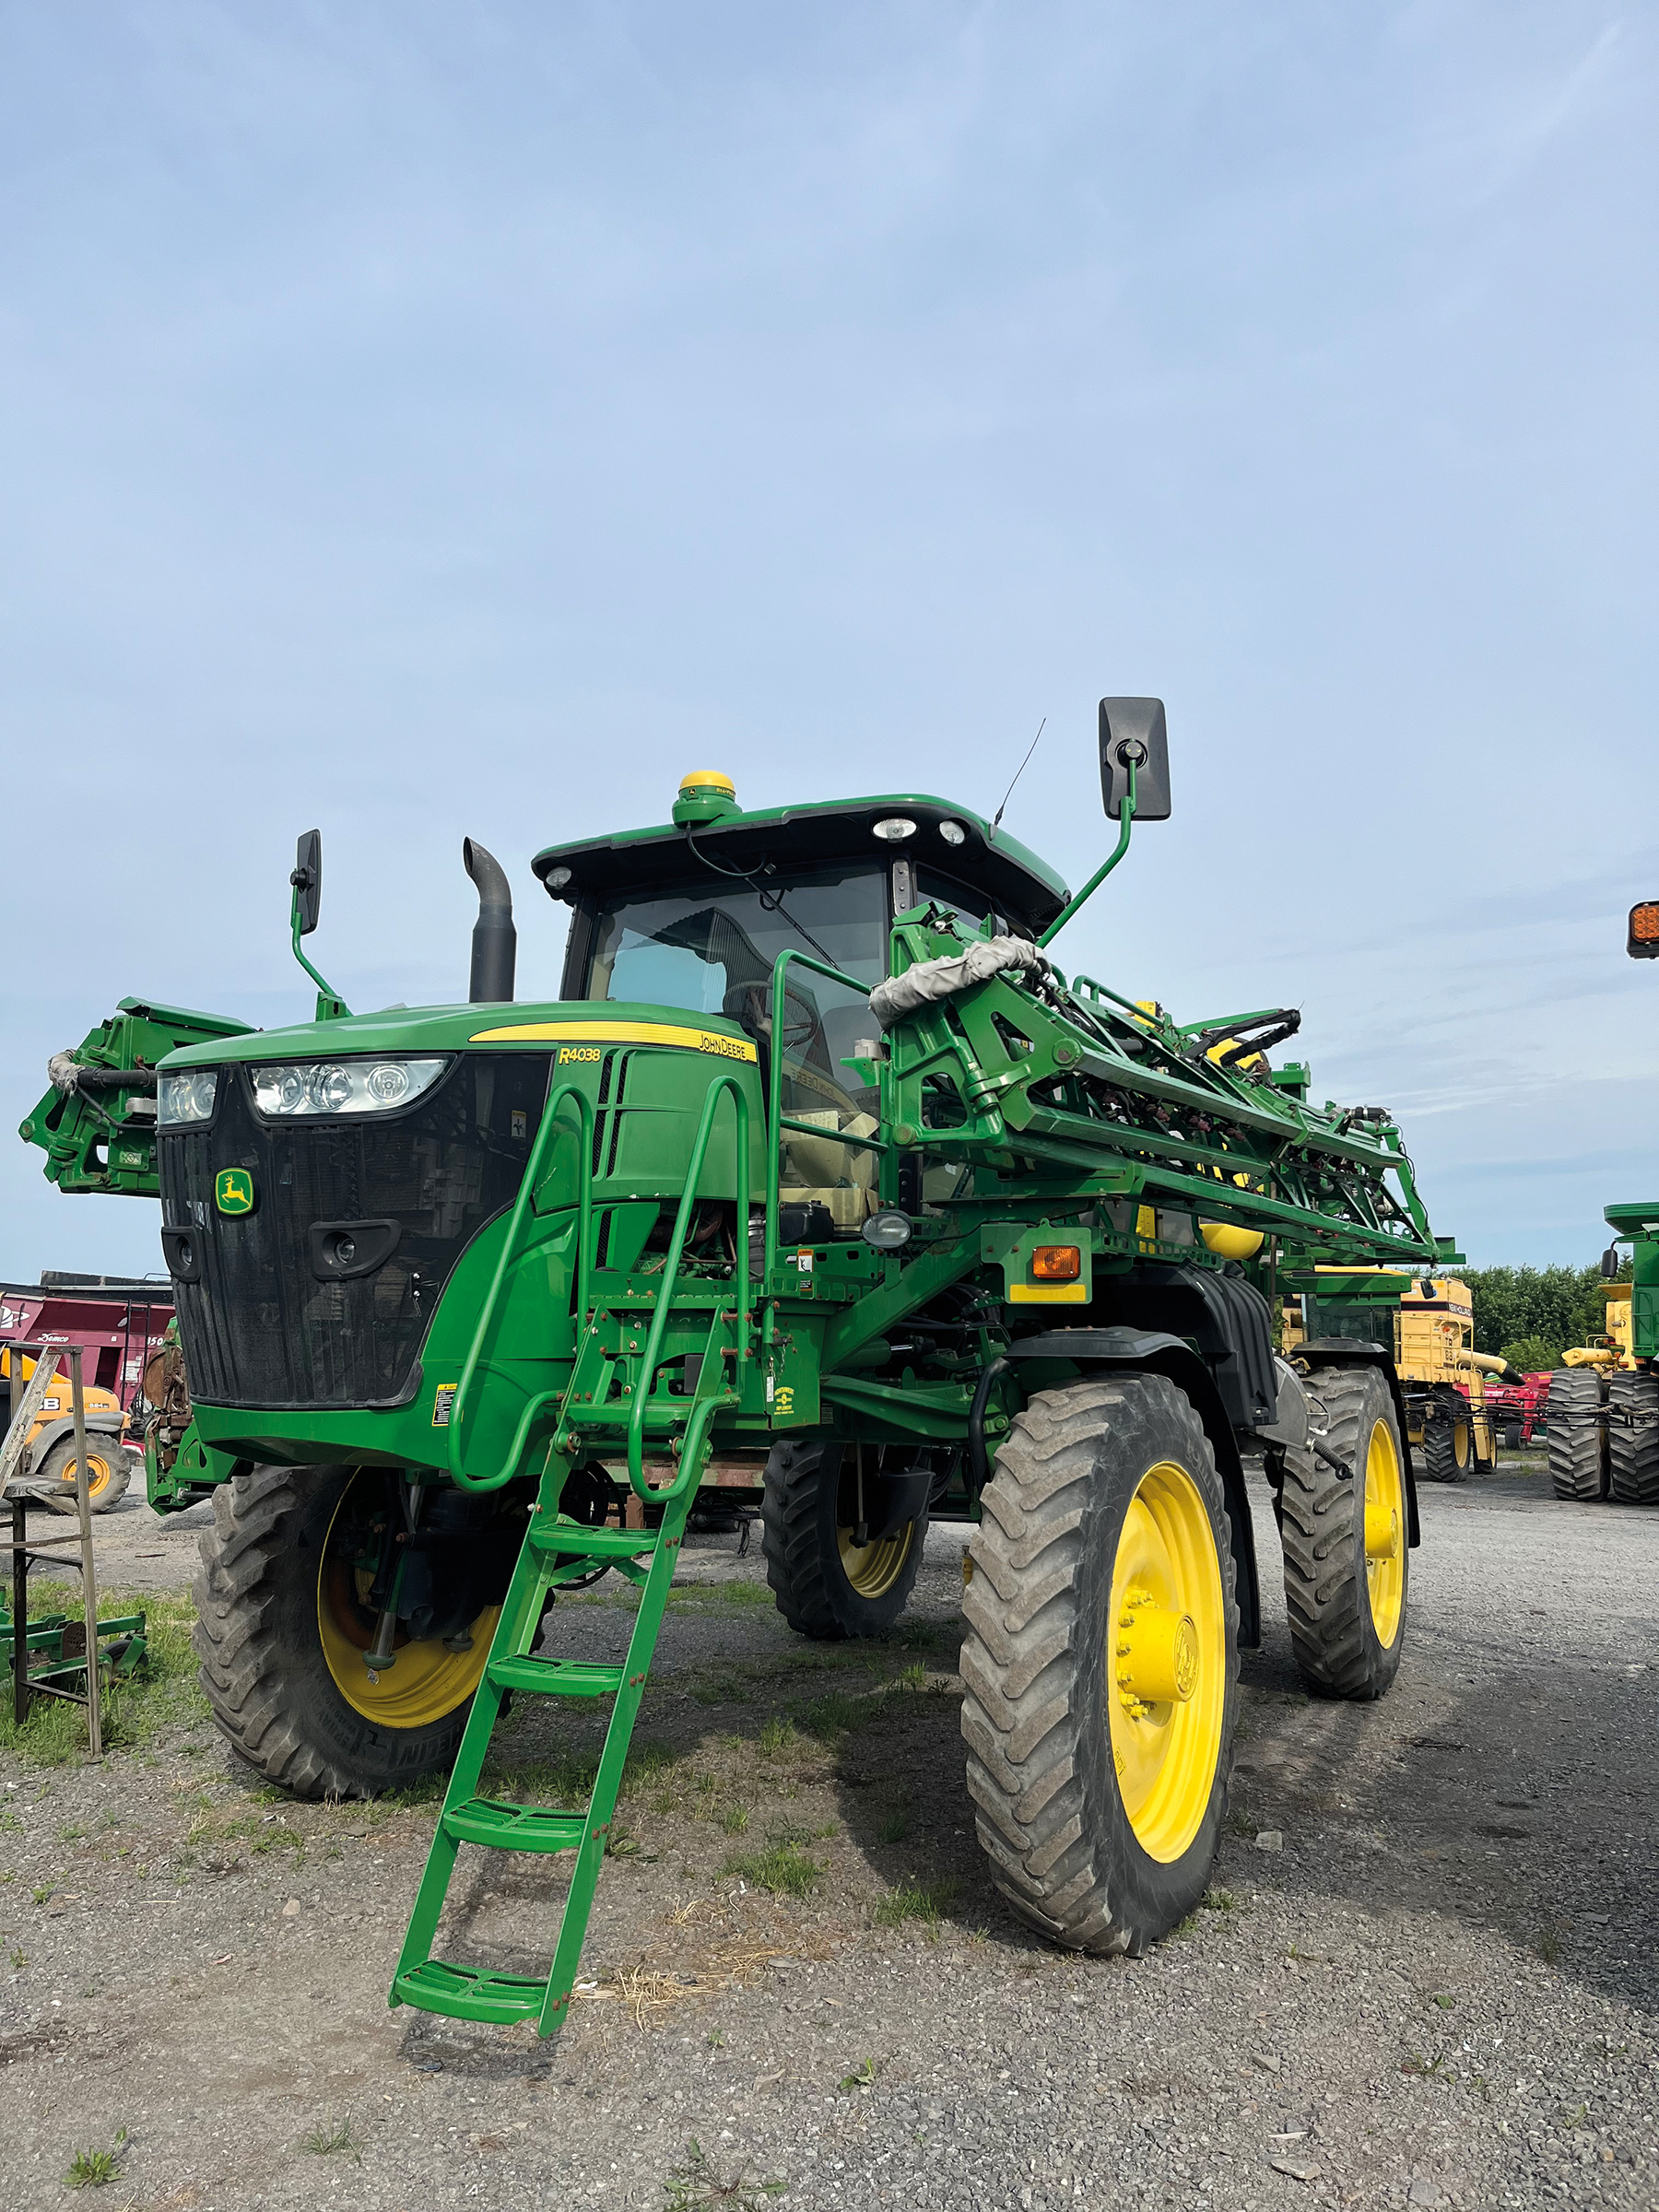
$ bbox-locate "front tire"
[194,1465,518,1798]
[1547,1371,1607,1501]
[761,1440,925,1640]
[37,1434,133,1513]
[1281,1365,1407,1700]
[959,1373,1237,1956]
[1419,1398,1473,1485]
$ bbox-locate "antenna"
[990,718,1045,842]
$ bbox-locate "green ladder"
[389,1465,695,2036]
[391,1069,754,2036]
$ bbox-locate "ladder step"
[527,1521,659,1559]
[441,1797,587,1853]
[392,1959,548,2026]
[488,1653,635,1697]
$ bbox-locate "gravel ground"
[4,1446,1658,2210]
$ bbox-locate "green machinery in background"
[1551,898,1659,1506]
[21,700,1450,2033]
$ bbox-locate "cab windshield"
[585,864,887,1084]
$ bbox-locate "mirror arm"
[289,891,351,1021]
[1037,762,1137,950]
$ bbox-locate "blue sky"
[2,0,1653,1280]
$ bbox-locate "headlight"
[251,1057,447,1118]
[158,1070,219,1126]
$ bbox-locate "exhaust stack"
[464,839,517,1004]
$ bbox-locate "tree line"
[1461,1264,1629,1371]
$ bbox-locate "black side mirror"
[291,830,323,937]
[1602,1243,1622,1279]
[1100,698,1171,821]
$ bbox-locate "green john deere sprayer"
[20,700,1453,2035]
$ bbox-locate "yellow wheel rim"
[1362,1418,1406,1648]
[1106,1460,1227,1865]
[318,1476,497,1727]
[837,1519,913,1599]
[58,1449,117,1499]
[1452,1419,1471,1469]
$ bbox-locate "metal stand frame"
[3,1341,103,1753]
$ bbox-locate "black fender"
[28,1410,125,1465]
[1291,1338,1421,1548]
[992,1326,1263,1650]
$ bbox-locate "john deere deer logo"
[215,1168,255,1217]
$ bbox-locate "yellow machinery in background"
[1282,1270,1519,1483]
[1560,1282,1636,1371]
[0,1347,132,1510]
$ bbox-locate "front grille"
[161,1053,552,1409]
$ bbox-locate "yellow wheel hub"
[1362,1418,1405,1648]
[837,1519,913,1600]
[1106,1460,1226,1865]
[318,1478,497,1728]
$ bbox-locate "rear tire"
[1503,1422,1523,1453]
[194,1464,516,1797]
[1547,1371,1608,1501]
[760,1440,925,1640]
[1280,1366,1407,1700]
[37,1434,132,1513]
[1607,1371,1659,1505]
[959,1373,1237,1955]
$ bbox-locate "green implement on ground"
[21,703,1446,2032]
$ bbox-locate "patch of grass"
[877,1808,912,1844]
[1203,1888,1236,1912]
[895,1618,944,1652]
[839,2055,879,2093]
[723,1840,821,1897]
[757,1716,796,1757]
[668,1579,774,1614]
[488,1749,601,1807]
[301,2112,362,2159]
[621,1743,682,1799]
[720,1805,750,1836]
[874,1876,960,1936]
[64,2130,127,2188]
[1431,1992,1454,2010]
[32,1886,53,1905]
[9,1948,26,1970]
[798,1690,871,1741]
[0,1583,203,1768]
[664,2138,786,2209]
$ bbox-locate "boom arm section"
[18,999,253,1198]
[879,911,1438,1268]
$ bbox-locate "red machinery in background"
[1474,1371,1552,1449]
[0,1276,174,1417]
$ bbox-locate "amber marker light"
[1628,900,1659,960]
[1030,1245,1082,1280]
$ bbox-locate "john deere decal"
[215,1168,255,1216]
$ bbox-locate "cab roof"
[532,794,1070,934]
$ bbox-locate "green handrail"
[447,1082,595,1494]
[624,1072,751,1501]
